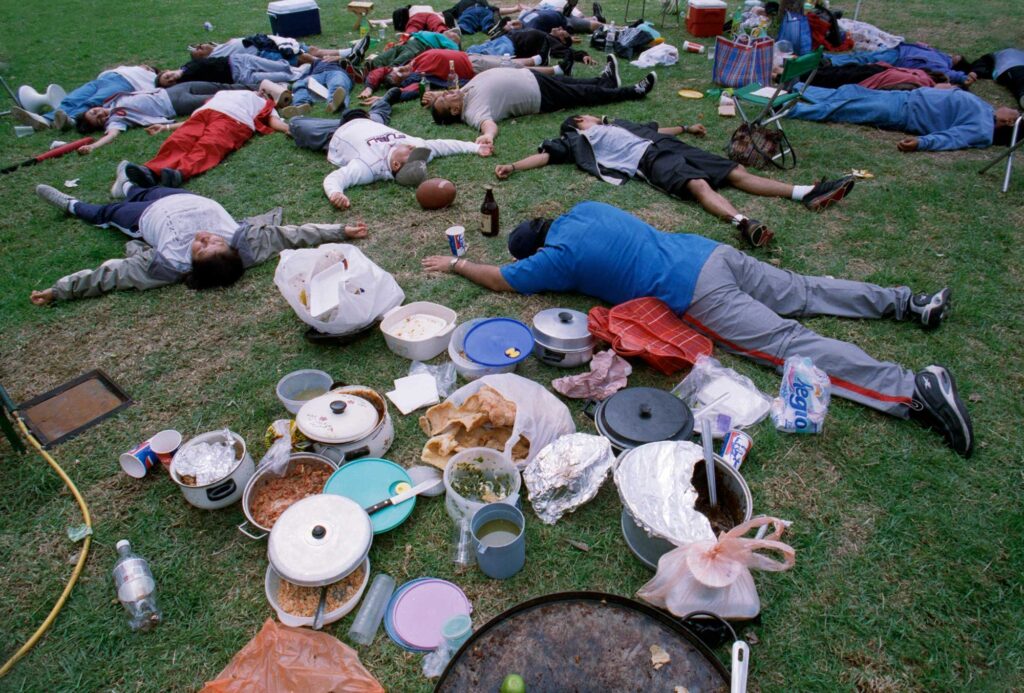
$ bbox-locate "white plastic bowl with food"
[264,556,370,628]
[380,302,457,361]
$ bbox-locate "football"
[416,178,457,210]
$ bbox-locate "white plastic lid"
[296,391,379,444]
[116,539,130,551]
[688,0,727,7]
[268,0,319,13]
[267,494,372,586]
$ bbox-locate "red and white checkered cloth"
[588,297,713,375]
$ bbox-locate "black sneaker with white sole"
[558,56,574,77]
[125,163,157,188]
[633,72,656,97]
[906,288,951,330]
[738,218,773,247]
[803,175,855,211]
[600,53,620,88]
[348,35,370,65]
[910,365,973,457]
[593,1,606,23]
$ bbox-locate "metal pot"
[169,430,255,510]
[584,387,694,453]
[532,308,595,368]
[296,385,394,465]
[238,452,339,540]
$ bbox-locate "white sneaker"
[13,106,51,131]
[111,161,131,199]
[36,184,75,213]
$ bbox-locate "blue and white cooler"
[268,0,322,38]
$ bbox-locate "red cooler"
[686,0,727,37]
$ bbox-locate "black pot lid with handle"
[597,387,694,449]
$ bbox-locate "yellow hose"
[0,417,92,678]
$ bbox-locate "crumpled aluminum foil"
[174,430,237,486]
[523,433,616,525]
[613,440,715,545]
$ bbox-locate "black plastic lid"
[598,387,693,448]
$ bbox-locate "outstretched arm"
[268,115,290,134]
[244,221,369,265]
[323,162,376,209]
[657,123,706,137]
[495,151,550,179]
[421,138,488,158]
[421,256,514,292]
[477,119,499,145]
[77,129,121,155]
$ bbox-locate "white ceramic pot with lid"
[267,493,373,587]
[296,385,394,465]
[531,308,595,368]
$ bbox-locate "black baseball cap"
[508,218,552,259]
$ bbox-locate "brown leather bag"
[726,123,796,169]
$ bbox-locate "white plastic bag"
[273,244,404,336]
[672,355,772,437]
[770,355,830,434]
[630,43,679,68]
[443,374,576,468]
[259,420,293,477]
[636,516,795,620]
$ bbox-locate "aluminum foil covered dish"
[523,433,616,524]
[613,441,715,545]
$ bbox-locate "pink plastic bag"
[636,517,795,620]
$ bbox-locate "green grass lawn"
[1,0,1022,690]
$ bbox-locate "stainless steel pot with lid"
[267,493,373,587]
[532,308,595,367]
[585,387,694,453]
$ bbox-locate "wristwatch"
[449,257,461,271]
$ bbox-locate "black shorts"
[637,140,738,198]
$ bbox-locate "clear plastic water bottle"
[112,540,161,631]
[500,53,512,68]
[605,22,616,54]
[348,573,395,645]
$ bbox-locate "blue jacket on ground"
[826,42,969,84]
[790,85,994,151]
[500,201,718,314]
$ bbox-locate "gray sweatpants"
[289,100,392,152]
[230,54,295,87]
[166,82,248,115]
[684,245,916,417]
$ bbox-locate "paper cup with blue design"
[446,225,467,256]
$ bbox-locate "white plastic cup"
[446,225,467,256]
[14,125,34,138]
[683,40,706,54]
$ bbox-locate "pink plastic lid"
[390,579,472,650]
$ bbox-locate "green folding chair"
[731,46,824,169]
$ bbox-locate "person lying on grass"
[114,88,289,190]
[494,113,855,247]
[422,200,973,458]
[286,89,491,211]
[426,59,655,144]
[13,65,157,132]
[188,35,349,64]
[824,42,978,86]
[966,48,1024,109]
[30,184,367,305]
[789,84,1021,152]
[71,82,248,155]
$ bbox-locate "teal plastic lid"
[463,318,533,367]
[323,458,414,534]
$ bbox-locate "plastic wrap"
[671,355,772,437]
[174,429,236,485]
[202,619,384,693]
[410,360,457,399]
[259,420,294,477]
[770,355,831,434]
[524,434,616,525]
[613,441,715,546]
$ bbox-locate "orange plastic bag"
[202,619,385,693]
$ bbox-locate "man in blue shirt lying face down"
[421,201,974,458]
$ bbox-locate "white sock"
[791,185,814,201]
[553,65,564,75]
[730,214,747,226]
[531,55,543,65]
[67,200,79,213]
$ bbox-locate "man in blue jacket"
[421,201,973,458]
[825,42,976,86]
[789,84,1020,151]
